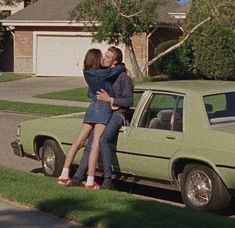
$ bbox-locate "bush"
[191,20,235,80]
[154,40,194,79]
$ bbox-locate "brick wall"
[14,29,33,73]
[124,33,147,76]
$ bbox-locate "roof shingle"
[2,0,190,24]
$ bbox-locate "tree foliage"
[0,0,23,6]
[185,0,235,80]
[71,0,167,79]
[153,0,235,80]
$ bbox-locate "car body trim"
[116,150,170,160]
[61,142,72,146]
[61,143,171,160]
[215,164,235,170]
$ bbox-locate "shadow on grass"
[36,194,235,228]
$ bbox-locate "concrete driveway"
[0,76,88,107]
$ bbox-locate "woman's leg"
[59,123,93,180]
[86,124,106,187]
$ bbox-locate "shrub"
[154,39,194,79]
[191,20,235,80]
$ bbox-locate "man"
[70,46,133,189]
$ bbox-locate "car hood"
[212,124,235,135]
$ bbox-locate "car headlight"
[16,125,21,137]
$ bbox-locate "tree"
[70,0,167,79]
[144,0,235,80]
[0,0,23,6]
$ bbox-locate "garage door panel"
[36,35,122,77]
[36,36,79,76]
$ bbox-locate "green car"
[11,80,235,213]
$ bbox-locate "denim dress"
[83,64,125,124]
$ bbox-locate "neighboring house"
[0,0,37,71]
[0,1,24,16]
[0,0,190,77]
[0,0,36,15]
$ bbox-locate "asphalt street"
[0,111,41,173]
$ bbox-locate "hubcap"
[43,146,55,175]
[185,170,212,207]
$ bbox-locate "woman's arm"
[88,64,125,81]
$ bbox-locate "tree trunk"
[125,39,143,79]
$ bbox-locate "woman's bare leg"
[59,123,93,179]
[86,124,106,186]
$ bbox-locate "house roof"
[1,0,190,26]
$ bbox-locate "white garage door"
[36,35,115,77]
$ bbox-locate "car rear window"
[203,92,235,125]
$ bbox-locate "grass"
[34,88,90,102]
[0,72,30,82]
[35,87,143,107]
[0,100,86,116]
[0,166,235,227]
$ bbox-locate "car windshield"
[203,92,235,125]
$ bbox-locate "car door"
[115,92,184,181]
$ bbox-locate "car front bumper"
[11,140,24,157]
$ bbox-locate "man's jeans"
[74,112,124,179]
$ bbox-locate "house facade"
[1,0,189,77]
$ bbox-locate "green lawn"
[0,166,235,227]
[0,72,30,82]
[0,100,86,116]
[34,87,90,102]
[35,87,143,107]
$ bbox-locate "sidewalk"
[0,197,83,227]
[0,76,89,227]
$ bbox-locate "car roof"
[134,80,235,95]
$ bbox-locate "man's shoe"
[100,177,114,190]
[68,175,84,187]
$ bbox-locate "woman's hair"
[84,48,102,70]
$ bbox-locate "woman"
[58,48,125,189]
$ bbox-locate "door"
[115,93,184,181]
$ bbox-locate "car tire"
[181,164,231,212]
[42,139,65,177]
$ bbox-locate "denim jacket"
[84,64,125,101]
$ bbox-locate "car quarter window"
[138,93,184,132]
[203,92,235,125]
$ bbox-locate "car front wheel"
[41,139,65,177]
[181,164,231,212]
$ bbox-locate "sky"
[176,0,191,6]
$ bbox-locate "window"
[138,93,184,132]
[204,92,235,125]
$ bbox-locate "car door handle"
[166,136,176,140]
